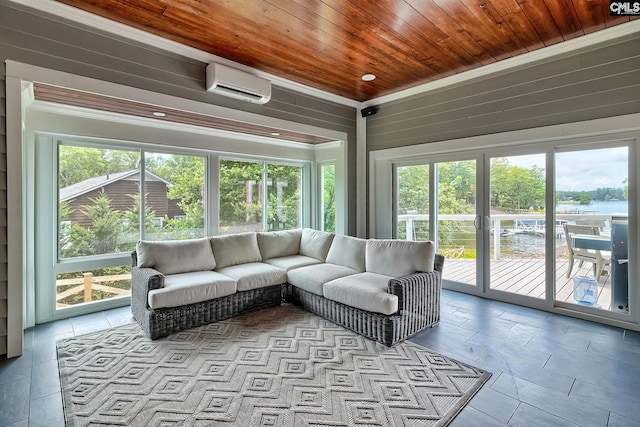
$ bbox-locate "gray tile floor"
[1,290,639,426]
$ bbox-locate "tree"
[491,159,545,211]
[397,165,429,215]
[575,194,592,205]
[266,164,301,231]
[122,193,156,232]
[438,161,475,206]
[59,146,105,188]
[59,145,139,188]
[162,156,205,232]
[436,164,475,249]
[322,165,335,232]
[142,153,206,237]
[58,200,72,256]
[218,160,263,230]
[396,162,475,242]
[61,190,125,257]
[216,160,302,233]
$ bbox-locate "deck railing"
[398,212,613,260]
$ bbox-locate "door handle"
[474,216,481,230]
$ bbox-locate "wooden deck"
[444,258,613,310]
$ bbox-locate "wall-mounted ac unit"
[206,63,271,104]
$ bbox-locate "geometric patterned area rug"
[57,304,490,427]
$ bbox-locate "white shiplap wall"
[367,30,640,152]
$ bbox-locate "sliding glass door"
[555,145,630,315]
[436,160,478,287]
[392,140,634,321]
[396,158,481,289]
[488,153,546,299]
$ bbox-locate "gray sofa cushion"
[287,263,359,296]
[325,234,367,271]
[323,272,398,315]
[137,238,216,275]
[216,262,287,292]
[210,232,262,269]
[148,271,236,309]
[257,229,302,260]
[366,239,435,277]
[300,228,334,261]
[262,255,321,271]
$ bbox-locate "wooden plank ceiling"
[56,0,636,102]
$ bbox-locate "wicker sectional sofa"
[131,228,444,346]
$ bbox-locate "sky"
[505,146,628,192]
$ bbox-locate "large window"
[56,144,140,310]
[58,144,141,259]
[37,140,312,321]
[54,145,208,310]
[266,163,302,231]
[219,159,303,234]
[321,164,336,232]
[219,160,264,234]
[144,152,206,240]
[19,73,347,334]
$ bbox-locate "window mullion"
[139,150,146,240]
[262,162,268,232]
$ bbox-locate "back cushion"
[365,239,435,277]
[210,232,262,269]
[300,228,335,261]
[137,238,216,275]
[257,229,302,260]
[325,234,366,271]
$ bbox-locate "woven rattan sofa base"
[132,284,282,339]
[290,265,442,347]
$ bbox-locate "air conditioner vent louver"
[214,84,264,101]
[206,63,271,104]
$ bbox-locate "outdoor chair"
[563,223,611,279]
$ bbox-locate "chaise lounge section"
[131,228,443,346]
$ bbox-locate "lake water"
[500,200,628,256]
[556,200,628,215]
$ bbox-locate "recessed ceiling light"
[152,111,166,117]
[361,73,376,82]
[271,132,281,136]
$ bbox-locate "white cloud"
[555,147,627,191]
[502,147,627,191]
